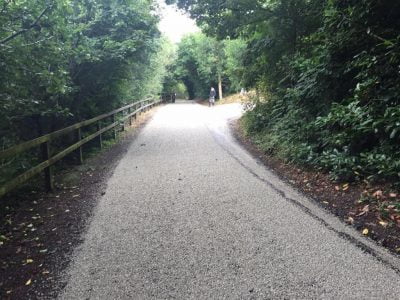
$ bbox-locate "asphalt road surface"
[59,101,400,299]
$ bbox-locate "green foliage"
[171,33,246,99]
[224,39,247,92]
[178,0,400,184]
[0,0,170,146]
[0,0,173,184]
[67,0,163,119]
[172,33,219,98]
[0,0,73,143]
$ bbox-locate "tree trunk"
[218,73,223,100]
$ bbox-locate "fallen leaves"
[334,183,350,192]
[372,190,383,199]
[356,205,370,217]
[0,234,9,246]
[25,279,32,286]
[389,214,400,227]
[0,234,8,246]
[345,216,355,225]
[378,221,389,228]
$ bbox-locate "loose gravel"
[59,101,400,299]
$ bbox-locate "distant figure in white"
[209,87,216,107]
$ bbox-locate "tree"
[171,33,245,99]
[169,0,400,183]
[166,0,272,39]
[0,0,174,183]
[224,39,247,92]
[0,0,169,143]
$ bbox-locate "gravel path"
[59,101,400,299]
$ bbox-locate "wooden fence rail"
[0,97,162,198]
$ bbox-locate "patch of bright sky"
[157,0,199,43]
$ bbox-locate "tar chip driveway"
[60,101,400,299]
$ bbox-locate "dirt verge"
[0,107,160,299]
[230,118,400,256]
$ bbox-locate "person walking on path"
[209,87,216,107]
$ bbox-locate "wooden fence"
[0,97,162,198]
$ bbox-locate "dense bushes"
[174,0,400,184]
[242,0,400,183]
[0,0,172,185]
[0,0,169,147]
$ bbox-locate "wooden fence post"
[41,141,54,191]
[129,107,133,127]
[97,121,103,149]
[113,114,117,139]
[121,109,126,132]
[75,128,83,164]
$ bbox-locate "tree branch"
[0,0,9,14]
[0,5,52,45]
[21,35,54,47]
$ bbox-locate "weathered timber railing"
[0,97,162,198]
